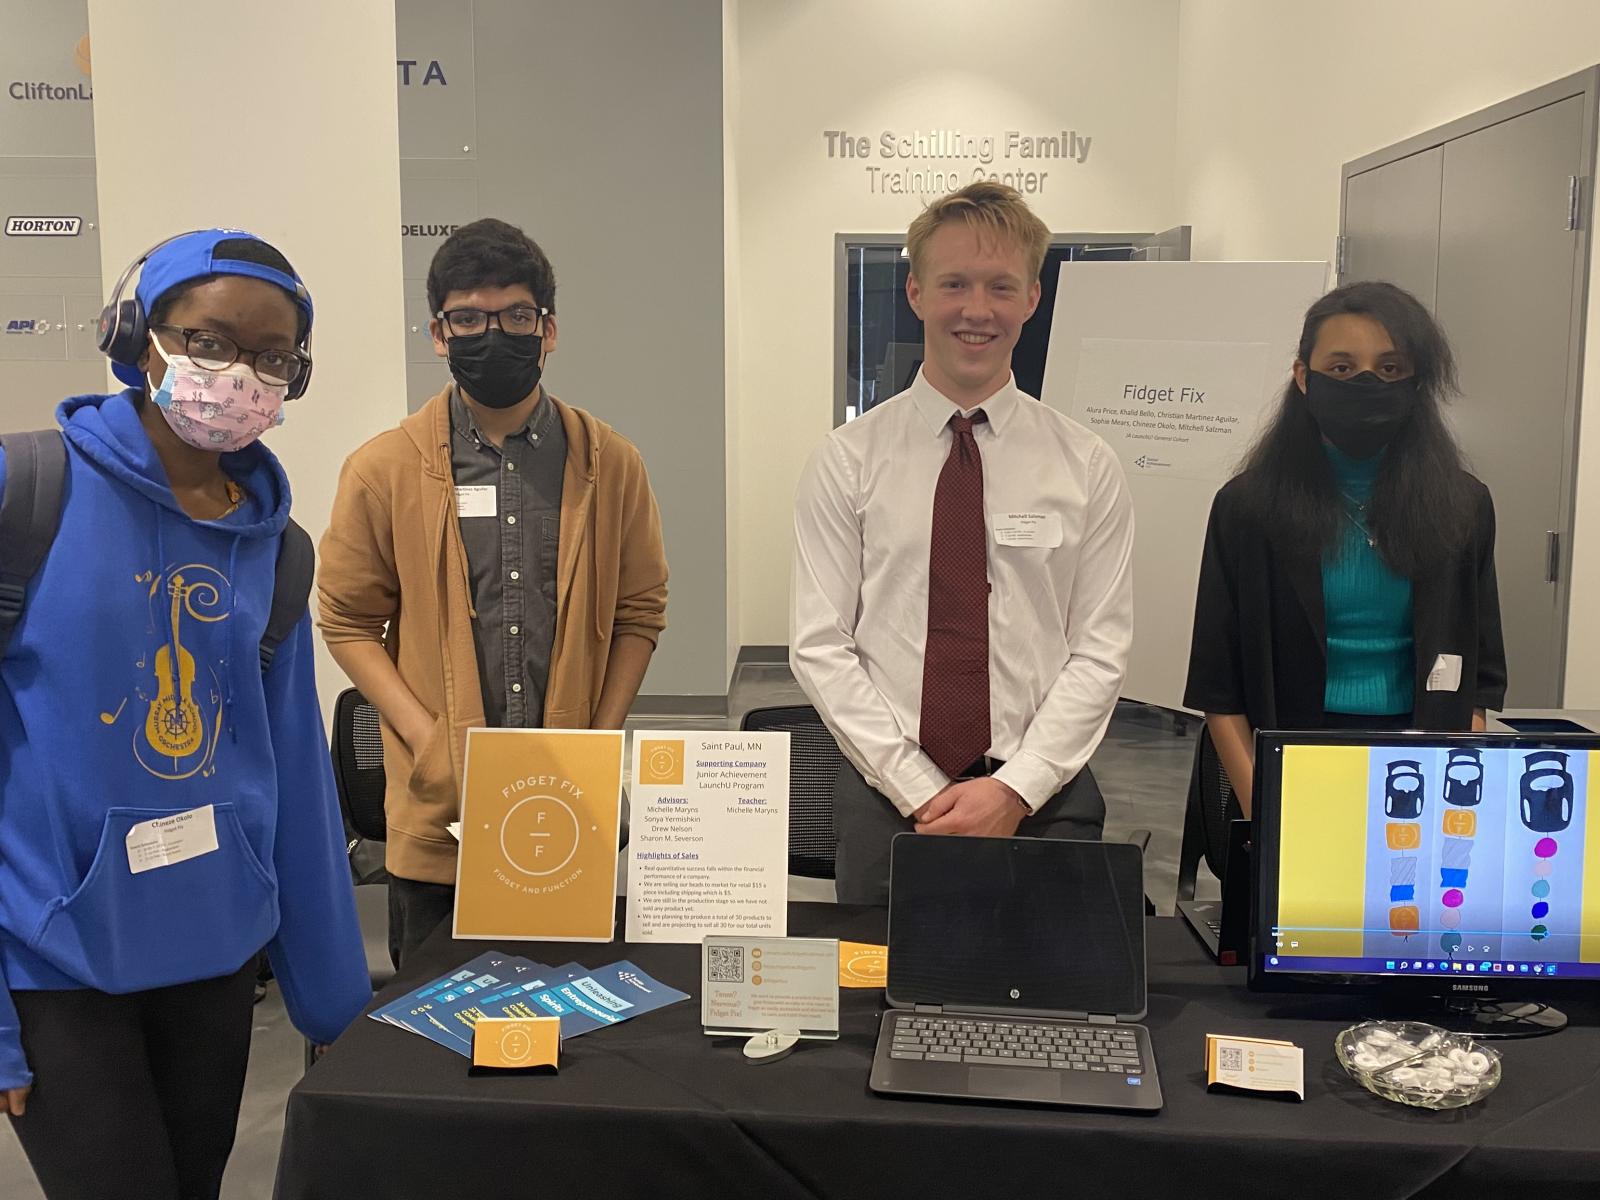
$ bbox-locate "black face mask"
[446,329,543,410]
[1303,370,1416,459]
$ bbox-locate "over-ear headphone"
[96,231,315,401]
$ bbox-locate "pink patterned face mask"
[147,336,287,452]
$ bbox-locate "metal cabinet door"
[1435,96,1586,706]
[1342,146,1442,306]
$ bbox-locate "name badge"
[1426,653,1463,693]
[992,512,1062,548]
[125,806,219,875]
[455,485,497,518]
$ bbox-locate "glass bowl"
[1334,1020,1501,1110]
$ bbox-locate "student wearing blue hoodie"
[0,229,369,1200]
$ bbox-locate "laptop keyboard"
[888,1014,1145,1073]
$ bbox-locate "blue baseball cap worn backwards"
[111,228,313,388]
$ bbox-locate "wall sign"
[821,126,1093,196]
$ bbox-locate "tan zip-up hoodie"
[316,387,668,884]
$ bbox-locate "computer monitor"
[1251,730,1599,1037]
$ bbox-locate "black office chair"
[331,687,395,990]
[1176,722,1243,903]
[740,704,842,880]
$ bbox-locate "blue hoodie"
[0,390,370,1089]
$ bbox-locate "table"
[1488,708,1600,733]
[275,906,1600,1200]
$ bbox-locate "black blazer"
[1183,472,1507,732]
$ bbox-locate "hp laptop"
[869,835,1162,1113]
[1177,818,1251,964]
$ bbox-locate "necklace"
[1340,490,1375,549]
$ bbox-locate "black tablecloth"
[275,906,1600,1200]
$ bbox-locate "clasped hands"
[912,776,1028,837]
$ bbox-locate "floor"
[0,662,1208,1199]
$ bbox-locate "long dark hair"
[1232,280,1476,576]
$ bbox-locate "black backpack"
[0,430,312,668]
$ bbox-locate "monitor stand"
[1413,994,1568,1040]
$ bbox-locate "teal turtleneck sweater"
[1322,445,1414,715]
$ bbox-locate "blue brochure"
[522,960,691,1039]
[373,954,690,1057]
[369,952,551,1055]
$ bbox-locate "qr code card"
[708,944,745,983]
[701,936,841,1039]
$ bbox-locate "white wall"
[1174,0,1600,704]
[723,0,744,680]
[732,0,1182,645]
[88,0,407,719]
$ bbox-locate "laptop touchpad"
[968,1066,1062,1102]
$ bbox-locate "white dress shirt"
[790,369,1134,817]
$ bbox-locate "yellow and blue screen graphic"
[1276,745,1600,967]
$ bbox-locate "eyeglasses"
[435,305,548,338]
[151,324,310,388]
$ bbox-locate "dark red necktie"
[919,410,991,778]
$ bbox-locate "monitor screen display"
[1254,732,1600,983]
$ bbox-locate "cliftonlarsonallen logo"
[9,33,93,102]
[5,216,81,236]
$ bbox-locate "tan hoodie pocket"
[406,713,455,816]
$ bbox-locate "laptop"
[869,835,1162,1113]
[1177,818,1251,964]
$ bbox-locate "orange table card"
[839,941,888,988]
[472,1017,560,1070]
[454,729,624,942]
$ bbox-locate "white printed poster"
[625,731,790,944]
[1069,337,1275,483]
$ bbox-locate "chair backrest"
[740,703,842,880]
[1176,722,1242,901]
[332,688,388,844]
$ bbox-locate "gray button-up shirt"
[450,386,566,727]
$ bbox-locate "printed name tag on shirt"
[125,806,219,875]
[1426,653,1463,693]
[455,485,497,518]
[991,512,1062,548]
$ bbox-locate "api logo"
[5,216,81,237]
[5,319,39,334]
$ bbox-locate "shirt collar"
[449,383,555,447]
[908,367,1020,437]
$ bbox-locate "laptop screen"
[885,835,1146,1019]
[1255,731,1600,981]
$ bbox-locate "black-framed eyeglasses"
[151,324,310,388]
[435,305,548,338]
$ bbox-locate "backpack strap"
[0,431,68,658]
[261,517,313,672]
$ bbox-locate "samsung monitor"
[1251,730,1599,1037]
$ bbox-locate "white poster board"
[1039,261,1329,712]
[625,731,790,944]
